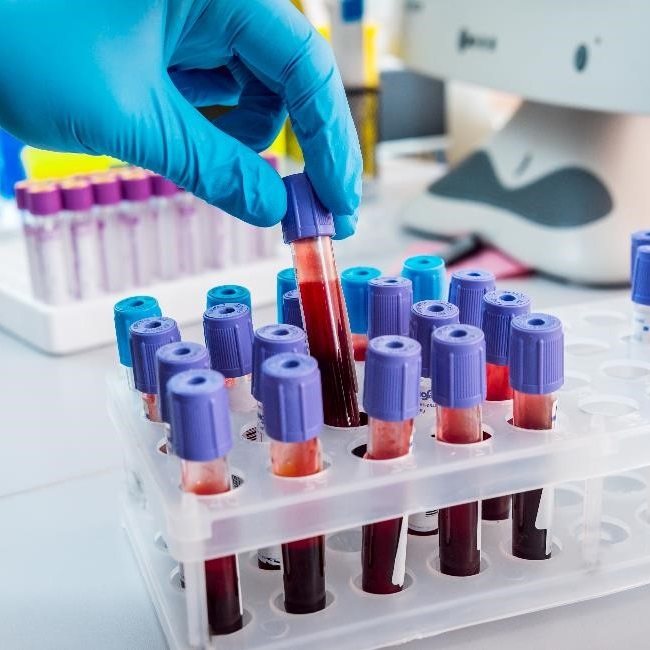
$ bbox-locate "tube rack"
[108,296,650,649]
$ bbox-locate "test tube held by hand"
[261,352,327,613]
[168,369,244,635]
[362,336,421,594]
[431,324,486,576]
[281,173,360,428]
[509,313,564,560]
[130,316,181,421]
[408,300,459,536]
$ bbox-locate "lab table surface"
[2,157,644,649]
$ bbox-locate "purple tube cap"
[119,170,152,201]
[482,290,531,366]
[130,316,181,394]
[91,174,122,205]
[168,369,232,461]
[151,174,179,197]
[282,289,304,329]
[281,173,335,243]
[509,313,564,395]
[410,300,459,378]
[431,324,486,408]
[448,268,496,327]
[27,184,62,215]
[632,245,650,306]
[252,324,308,400]
[61,180,94,211]
[368,276,413,339]
[14,181,29,210]
[156,342,210,424]
[261,353,323,442]
[203,303,254,378]
[363,336,422,422]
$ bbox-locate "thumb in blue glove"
[0,0,361,238]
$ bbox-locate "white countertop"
[2,157,644,649]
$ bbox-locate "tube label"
[633,307,650,344]
[419,377,435,417]
[535,486,554,555]
[391,516,408,587]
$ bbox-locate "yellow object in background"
[21,148,122,181]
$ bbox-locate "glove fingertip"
[332,213,358,241]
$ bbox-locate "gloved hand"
[0,0,361,237]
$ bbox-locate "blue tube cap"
[130,317,181,394]
[282,289,304,329]
[277,267,297,321]
[281,173,335,243]
[341,266,382,334]
[114,296,161,367]
[363,336,422,422]
[261,353,323,443]
[509,313,564,395]
[156,342,210,425]
[206,285,251,310]
[631,231,650,278]
[252,324,308,400]
[448,269,496,328]
[168,369,232,461]
[409,300,459,378]
[431,324,486,408]
[482,290,531,366]
[401,255,446,303]
[632,245,650,306]
[203,303,254,378]
[368,276,413,340]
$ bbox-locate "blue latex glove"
[0,0,361,237]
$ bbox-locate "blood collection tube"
[480,290,531,521]
[277,267,297,322]
[509,313,564,560]
[91,172,124,292]
[61,179,103,300]
[282,289,304,329]
[631,246,650,344]
[25,183,72,304]
[401,255,446,303]
[151,174,181,280]
[362,336,421,594]
[281,173,359,427]
[448,269,496,328]
[367,276,413,340]
[261,352,326,613]
[118,169,156,288]
[113,296,161,389]
[408,300,459,536]
[203,303,256,428]
[431,324,486,576]
[130,316,181,421]
[631,230,650,278]
[16,180,42,299]
[175,189,203,275]
[206,284,251,311]
[155,341,210,452]
[341,265,381,362]
[199,199,231,269]
[168,369,243,635]
[252,324,308,443]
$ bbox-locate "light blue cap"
[206,285,251,310]
[341,266,381,334]
[113,296,161,367]
[401,255,446,303]
[277,268,297,321]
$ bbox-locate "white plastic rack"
[108,296,650,649]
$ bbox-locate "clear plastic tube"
[271,438,325,613]
[291,236,359,428]
[69,207,103,299]
[199,201,231,269]
[181,456,243,634]
[362,417,412,593]
[437,404,482,576]
[141,392,160,423]
[175,192,203,275]
[154,196,181,280]
[512,391,556,560]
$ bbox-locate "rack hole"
[578,395,639,417]
[554,485,583,508]
[351,571,414,594]
[272,590,335,615]
[582,311,626,327]
[603,474,647,495]
[566,338,609,356]
[428,553,489,577]
[601,360,650,380]
[576,520,629,546]
[560,371,591,392]
[327,528,363,553]
[157,439,168,455]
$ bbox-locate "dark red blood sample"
[512,391,555,560]
[483,362,513,520]
[352,333,368,362]
[439,503,480,576]
[282,535,326,614]
[205,556,244,634]
[362,517,405,594]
